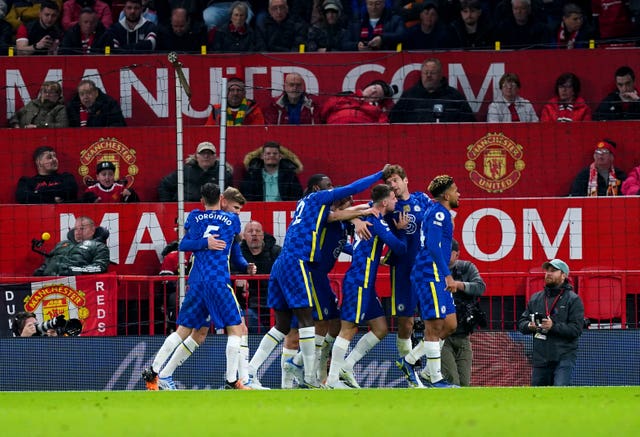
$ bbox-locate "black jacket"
[67,89,126,127]
[390,77,476,123]
[239,146,303,202]
[16,172,78,204]
[569,166,627,196]
[594,91,640,121]
[518,281,584,366]
[256,13,309,52]
[158,156,234,202]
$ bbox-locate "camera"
[34,315,83,336]
[531,312,546,326]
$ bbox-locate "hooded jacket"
[9,96,69,128]
[239,145,303,201]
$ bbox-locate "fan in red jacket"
[540,72,592,122]
[321,80,395,124]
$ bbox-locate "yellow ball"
[42,232,51,241]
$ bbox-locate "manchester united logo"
[464,133,525,193]
[78,137,138,188]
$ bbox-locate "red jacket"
[263,93,320,125]
[540,96,592,122]
[321,91,390,124]
[622,165,640,195]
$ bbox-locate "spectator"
[203,0,254,30]
[449,0,495,49]
[548,3,595,49]
[540,72,592,122]
[82,161,140,202]
[15,1,64,55]
[233,220,282,332]
[67,79,127,127]
[569,139,626,196]
[158,141,233,201]
[256,0,308,52]
[494,0,548,49]
[390,57,476,123]
[486,73,538,122]
[117,0,159,24]
[0,5,13,56]
[97,0,159,53]
[33,216,110,276]
[321,79,395,124]
[5,0,61,31]
[205,77,265,126]
[307,0,350,52]
[239,141,303,201]
[594,66,640,121]
[344,0,406,51]
[591,0,634,41]
[9,81,69,128]
[61,0,112,31]
[621,164,640,195]
[263,72,320,125]
[159,6,207,52]
[60,7,108,54]
[211,1,261,52]
[16,146,78,204]
[518,259,584,386]
[440,239,486,387]
[404,1,456,50]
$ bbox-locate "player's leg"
[281,328,299,388]
[391,265,416,357]
[292,306,318,387]
[326,319,358,388]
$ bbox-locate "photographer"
[518,259,584,386]
[436,239,486,387]
[11,311,61,337]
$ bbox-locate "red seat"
[578,268,626,328]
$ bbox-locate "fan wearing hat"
[518,259,584,386]
[307,0,350,52]
[205,77,265,126]
[158,141,234,202]
[320,79,396,124]
[83,160,139,203]
[569,139,627,196]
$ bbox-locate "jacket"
[256,13,308,52]
[569,166,627,196]
[389,77,476,123]
[450,259,486,336]
[34,227,110,276]
[264,93,320,125]
[239,146,303,201]
[59,21,108,54]
[593,91,640,121]
[518,281,584,366]
[344,8,406,51]
[540,96,592,122]
[158,155,234,201]
[621,165,640,195]
[15,172,78,204]
[211,23,261,52]
[67,89,126,127]
[205,100,265,126]
[96,16,158,53]
[9,97,69,128]
[321,91,390,124]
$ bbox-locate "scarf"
[360,18,384,42]
[229,23,246,35]
[558,23,577,48]
[79,106,89,127]
[227,98,248,126]
[587,162,619,196]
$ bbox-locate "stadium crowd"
[0,0,639,56]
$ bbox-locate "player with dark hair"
[248,166,388,388]
[325,184,408,389]
[143,183,256,390]
[397,174,460,388]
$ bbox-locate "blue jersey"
[343,214,407,291]
[281,170,383,262]
[385,191,433,267]
[313,220,353,274]
[179,208,241,283]
[412,202,453,280]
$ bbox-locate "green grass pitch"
[3,387,639,436]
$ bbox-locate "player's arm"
[178,218,209,251]
[328,204,373,222]
[375,218,407,255]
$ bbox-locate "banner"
[1,273,118,337]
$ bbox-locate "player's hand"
[445,275,456,292]
[382,164,390,173]
[393,211,409,230]
[207,234,226,250]
[354,219,372,240]
[247,263,257,275]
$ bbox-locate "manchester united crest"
[78,137,138,188]
[464,133,525,193]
